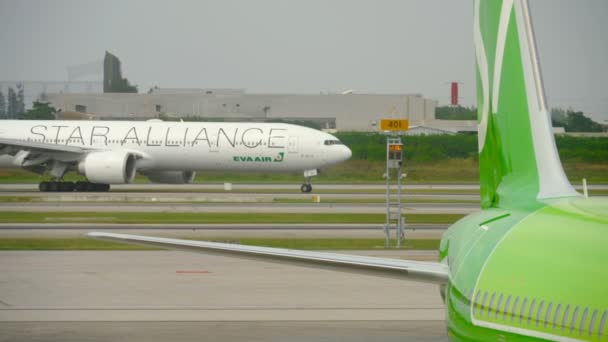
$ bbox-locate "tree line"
[0,85,26,119]
[335,132,608,164]
[0,86,56,120]
[436,105,606,133]
[551,108,605,132]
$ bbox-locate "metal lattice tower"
[383,137,406,248]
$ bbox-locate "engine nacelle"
[145,171,196,184]
[78,151,136,184]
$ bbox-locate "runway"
[0,223,447,239]
[1,182,604,193]
[0,251,447,341]
[0,201,478,214]
[0,182,482,192]
[0,223,449,231]
[0,190,480,201]
[1,183,605,192]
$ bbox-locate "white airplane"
[0,120,352,192]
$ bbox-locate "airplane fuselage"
[441,197,608,341]
[0,120,351,173]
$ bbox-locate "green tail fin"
[474,0,578,209]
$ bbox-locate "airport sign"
[380,119,409,131]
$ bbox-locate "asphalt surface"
[0,223,449,231]
[0,251,448,342]
[0,182,604,192]
[0,190,481,201]
[0,223,447,239]
[0,201,478,214]
[0,183,482,191]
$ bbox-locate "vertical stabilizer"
[474,0,579,209]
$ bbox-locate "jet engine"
[145,171,196,184]
[78,151,136,184]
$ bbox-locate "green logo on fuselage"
[233,152,284,163]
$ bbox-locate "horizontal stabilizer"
[88,232,449,284]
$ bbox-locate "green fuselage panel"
[441,197,608,341]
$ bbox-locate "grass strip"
[0,212,464,224]
[0,238,154,250]
[0,237,440,251]
[0,196,37,203]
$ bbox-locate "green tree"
[551,108,567,127]
[435,105,477,120]
[7,87,18,119]
[104,51,138,93]
[0,90,6,119]
[18,101,56,120]
[16,84,25,116]
[564,111,603,132]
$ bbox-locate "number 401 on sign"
[380,119,409,131]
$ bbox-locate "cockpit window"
[324,139,343,146]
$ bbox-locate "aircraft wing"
[0,137,91,155]
[0,138,147,167]
[88,232,449,284]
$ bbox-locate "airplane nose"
[342,146,352,161]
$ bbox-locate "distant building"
[47,89,479,133]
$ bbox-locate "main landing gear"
[300,169,319,193]
[38,181,110,192]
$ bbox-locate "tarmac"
[0,183,466,340]
[0,224,446,240]
[0,201,477,214]
[0,251,448,342]
[1,183,605,192]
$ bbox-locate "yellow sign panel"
[380,119,409,131]
[388,144,403,152]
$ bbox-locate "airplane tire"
[94,183,110,192]
[61,182,75,192]
[75,181,87,192]
[85,182,97,192]
[47,182,59,192]
[73,182,110,192]
[300,184,312,193]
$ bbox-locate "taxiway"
[0,251,447,341]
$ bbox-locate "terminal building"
[47,89,478,134]
[6,52,477,133]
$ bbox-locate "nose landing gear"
[300,169,319,193]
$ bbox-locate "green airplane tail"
[474,0,579,209]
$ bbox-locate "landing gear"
[38,181,110,192]
[300,169,318,193]
[300,184,312,193]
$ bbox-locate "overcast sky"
[1,0,606,121]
